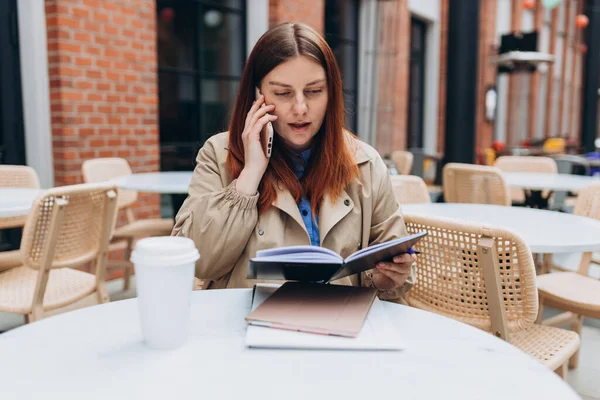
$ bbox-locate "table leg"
[540,253,553,274]
[524,190,551,209]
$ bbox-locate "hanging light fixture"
[160,7,175,23]
[576,14,589,28]
[523,0,536,10]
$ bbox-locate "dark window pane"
[407,18,426,149]
[158,70,200,171]
[158,71,198,143]
[198,8,244,75]
[325,0,357,41]
[201,79,239,136]
[200,0,244,10]
[157,2,197,70]
[332,43,357,91]
[326,0,358,134]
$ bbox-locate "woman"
[173,23,416,303]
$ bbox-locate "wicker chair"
[82,158,174,290]
[390,175,431,204]
[494,156,557,204]
[442,163,511,206]
[391,150,414,175]
[0,183,118,322]
[536,182,600,369]
[0,165,41,272]
[404,214,580,378]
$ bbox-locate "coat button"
[344,199,351,206]
[258,229,264,236]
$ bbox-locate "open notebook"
[248,231,427,283]
[245,284,405,351]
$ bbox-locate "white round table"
[0,188,43,218]
[0,289,578,400]
[503,172,599,192]
[403,203,600,253]
[111,172,192,194]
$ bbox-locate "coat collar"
[224,133,372,243]
[270,135,370,244]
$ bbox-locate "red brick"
[88,116,104,125]
[86,93,104,102]
[84,21,102,33]
[77,104,94,113]
[86,70,102,79]
[75,57,92,67]
[80,128,96,136]
[74,32,92,42]
[55,15,79,29]
[72,7,90,19]
[98,105,112,113]
[96,82,111,91]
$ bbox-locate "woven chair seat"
[537,272,600,318]
[0,250,22,272]
[0,266,96,313]
[509,324,580,370]
[113,218,173,239]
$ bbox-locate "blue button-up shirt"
[292,149,320,246]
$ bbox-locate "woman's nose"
[292,95,308,115]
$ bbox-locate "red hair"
[226,23,359,214]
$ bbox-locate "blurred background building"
[0,0,598,217]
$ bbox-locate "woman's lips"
[288,122,311,132]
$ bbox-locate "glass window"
[325,0,359,133]
[407,17,426,149]
[157,0,246,172]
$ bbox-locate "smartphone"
[256,87,274,158]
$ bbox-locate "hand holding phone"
[256,87,274,158]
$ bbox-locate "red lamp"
[576,14,589,28]
[160,7,175,23]
[523,0,536,10]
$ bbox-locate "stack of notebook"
[245,282,404,350]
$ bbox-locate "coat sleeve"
[171,139,259,281]
[362,155,417,302]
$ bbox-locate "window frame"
[156,0,247,159]
[324,0,360,133]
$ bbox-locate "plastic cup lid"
[130,236,200,267]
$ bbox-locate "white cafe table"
[0,289,578,400]
[402,203,600,254]
[0,188,44,218]
[111,172,193,194]
[503,172,599,192]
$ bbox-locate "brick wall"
[269,0,324,34]
[45,0,160,221]
[375,0,410,156]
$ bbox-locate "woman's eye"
[275,92,291,97]
[306,89,323,95]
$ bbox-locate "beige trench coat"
[172,131,415,303]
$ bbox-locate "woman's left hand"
[371,253,416,290]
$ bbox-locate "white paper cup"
[131,236,200,350]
